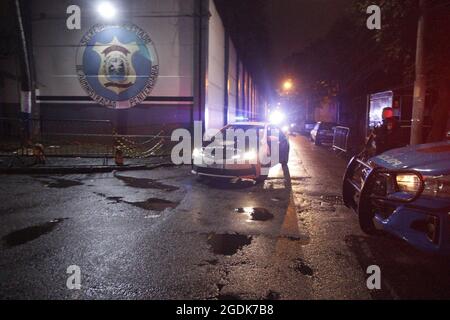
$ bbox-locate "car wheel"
[358,178,378,235]
[256,175,268,183]
[281,148,290,164]
[358,203,377,235]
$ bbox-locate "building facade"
[0,0,266,136]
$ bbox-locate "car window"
[320,123,336,130]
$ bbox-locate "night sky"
[266,0,350,76]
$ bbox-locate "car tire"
[283,149,290,164]
[256,175,268,183]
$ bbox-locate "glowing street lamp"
[282,79,293,92]
[97,2,117,19]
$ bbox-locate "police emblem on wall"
[76,23,159,109]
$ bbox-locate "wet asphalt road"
[1,136,450,300]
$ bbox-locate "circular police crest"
[76,23,159,109]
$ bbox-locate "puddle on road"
[94,192,123,203]
[115,175,178,191]
[39,178,83,188]
[106,196,123,203]
[207,233,253,256]
[2,218,67,248]
[292,258,314,277]
[234,207,274,221]
[125,198,178,211]
[94,192,177,212]
[265,290,281,300]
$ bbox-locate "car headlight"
[243,150,257,161]
[192,148,202,158]
[269,111,285,125]
[396,174,423,193]
[423,175,450,198]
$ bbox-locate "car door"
[311,123,319,140]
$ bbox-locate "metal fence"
[332,126,350,153]
[0,117,176,159]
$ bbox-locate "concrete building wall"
[227,39,237,123]
[205,0,225,130]
[1,0,266,134]
[30,0,195,133]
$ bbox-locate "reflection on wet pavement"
[234,207,274,221]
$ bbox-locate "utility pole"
[410,0,428,145]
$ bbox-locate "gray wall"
[1,0,266,133]
[31,0,196,133]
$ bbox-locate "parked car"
[343,141,450,254]
[192,122,290,182]
[300,122,316,136]
[310,122,336,145]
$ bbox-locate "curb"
[0,163,176,175]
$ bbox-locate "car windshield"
[209,124,263,144]
[222,124,264,131]
[320,123,336,130]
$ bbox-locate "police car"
[343,141,450,254]
[192,122,290,182]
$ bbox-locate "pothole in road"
[94,193,123,203]
[106,196,123,203]
[265,290,281,300]
[39,178,83,188]
[115,174,178,191]
[2,218,67,248]
[207,233,253,256]
[125,198,178,211]
[234,207,274,221]
[292,258,314,277]
[94,193,178,212]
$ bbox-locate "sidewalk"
[0,155,174,174]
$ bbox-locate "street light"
[282,79,293,92]
[97,2,117,19]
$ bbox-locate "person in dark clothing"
[373,116,403,154]
[364,107,405,157]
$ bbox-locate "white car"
[192,122,290,182]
